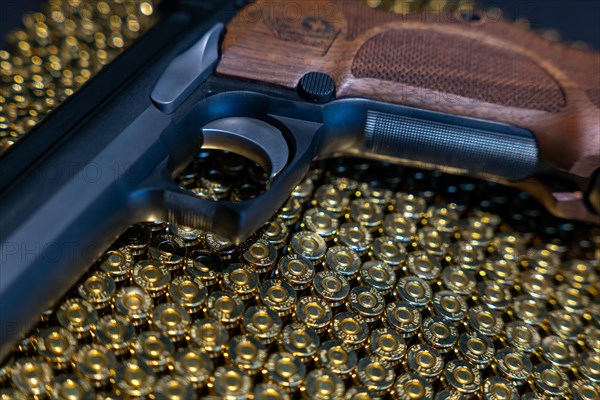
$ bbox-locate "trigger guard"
[201,117,288,180]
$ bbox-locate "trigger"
[201,117,288,180]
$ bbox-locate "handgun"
[0,0,598,361]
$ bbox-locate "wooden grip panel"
[218,0,600,176]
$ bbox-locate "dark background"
[1,0,599,48]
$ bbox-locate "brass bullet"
[242,305,283,345]
[277,254,316,290]
[392,372,434,400]
[385,301,422,339]
[441,359,482,395]
[295,295,333,333]
[404,343,444,381]
[74,344,117,387]
[50,374,93,400]
[338,222,373,256]
[242,239,278,273]
[480,376,519,400]
[304,368,345,399]
[132,260,171,298]
[113,286,153,326]
[279,322,320,363]
[330,311,369,350]
[312,270,351,307]
[173,347,214,388]
[205,291,245,329]
[211,365,252,399]
[36,327,78,370]
[355,355,395,394]
[168,275,207,314]
[221,263,260,300]
[258,279,297,317]
[264,351,306,393]
[530,363,570,398]
[493,347,533,387]
[153,375,196,400]
[98,248,133,283]
[395,276,432,311]
[317,340,357,377]
[185,249,224,288]
[77,271,116,310]
[56,298,98,339]
[10,358,53,397]
[303,207,339,241]
[367,327,406,366]
[131,331,174,372]
[290,231,327,263]
[114,358,155,397]
[348,285,386,323]
[151,303,191,342]
[93,315,135,356]
[189,318,229,358]
[359,260,397,294]
[325,245,361,280]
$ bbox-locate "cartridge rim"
[290,231,327,262]
[242,305,283,344]
[338,222,373,254]
[242,239,278,272]
[405,343,444,380]
[511,295,547,327]
[303,207,339,239]
[326,246,361,279]
[174,346,213,387]
[431,291,468,323]
[51,374,93,400]
[280,323,320,361]
[421,316,459,352]
[56,298,98,338]
[317,340,357,376]
[447,241,484,272]
[10,358,53,396]
[456,331,495,368]
[99,248,133,282]
[254,383,292,400]
[186,249,224,286]
[531,363,570,397]
[295,295,333,332]
[467,305,504,338]
[313,270,350,306]
[539,335,575,369]
[393,372,435,400]
[148,234,187,269]
[132,260,171,297]
[395,276,433,310]
[443,359,482,394]
[36,327,78,368]
[74,344,117,387]
[330,311,369,349]
[504,321,541,353]
[577,352,600,382]
[477,280,512,311]
[383,213,417,243]
[367,327,406,365]
[304,368,345,399]
[350,198,384,229]
[262,219,289,248]
[277,254,315,290]
[227,335,268,375]
[114,286,153,325]
[385,301,422,337]
[153,375,195,400]
[131,330,174,372]
[264,351,306,390]
[114,358,155,397]
[151,303,191,342]
[189,318,229,356]
[481,376,519,400]
[259,279,297,316]
[359,260,397,294]
[93,315,135,355]
[206,291,245,328]
[221,263,260,300]
[168,223,203,246]
[77,271,116,309]
[407,251,442,282]
[348,286,386,323]
[373,236,406,268]
[212,365,252,399]
[571,379,600,400]
[356,355,395,393]
[168,275,207,313]
[494,347,533,383]
[441,266,476,296]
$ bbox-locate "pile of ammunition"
[0,0,159,154]
[1,150,598,399]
